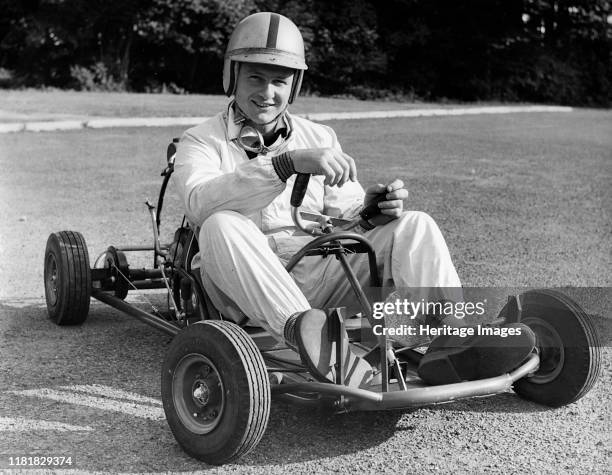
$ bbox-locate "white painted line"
[302,105,573,121]
[1,471,155,475]
[24,120,85,132]
[64,384,162,406]
[0,297,117,308]
[0,416,93,432]
[10,388,165,421]
[0,297,47,309]
[0,122,24,133]
[0,105,574,133]
[85,116,209,128]
[2,471,103,475]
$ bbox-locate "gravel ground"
[0,303,609,474]
[0,107,610,473]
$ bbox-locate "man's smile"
[252,100,275,109]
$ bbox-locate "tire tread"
[205,321,270,461]
[44,231,91,325]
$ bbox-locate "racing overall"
[172,107,461,340]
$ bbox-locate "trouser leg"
[291,210,462,313]
[289,211,462,347]
[198,210,310,339]
[199,211,373,387]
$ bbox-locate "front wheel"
[161,321,270,465]
[513,289,601,407]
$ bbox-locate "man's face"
[234,62,294,131]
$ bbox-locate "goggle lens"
[238,125,265,152]
[237,124,288,155]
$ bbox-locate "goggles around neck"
[229,102,292,155]
[237,124,287,155]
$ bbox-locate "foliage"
[133,0,255,91]
[70,62,124,91]
[0,0,609,105]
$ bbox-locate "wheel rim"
[523,316,565,384]
[44,252,59,307]
[172,353,225,434]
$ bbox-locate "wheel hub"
[45,254,59,306]
[192,380,210,405]
[172,354,225,434]
[523,316,565,384]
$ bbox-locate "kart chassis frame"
[86,141,541,413]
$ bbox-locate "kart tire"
[513,289,601,407]
[44,231,91,325]
[161,321,270,465]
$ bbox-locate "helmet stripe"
[266,13,281,48]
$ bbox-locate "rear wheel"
[513,289,601,407]
[44,231,91,325]
[161,321,270,465]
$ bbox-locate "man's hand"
[290,148,357,187]
[363,179,408,226]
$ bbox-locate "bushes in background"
[0,0,609,105]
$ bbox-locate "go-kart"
[43,139,601,466]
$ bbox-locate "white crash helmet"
[223,12,308,104]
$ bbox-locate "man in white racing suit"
[173,12,535,388]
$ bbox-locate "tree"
[258,0,386,96]
[0,0,608,104]
[134,0,256,92]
